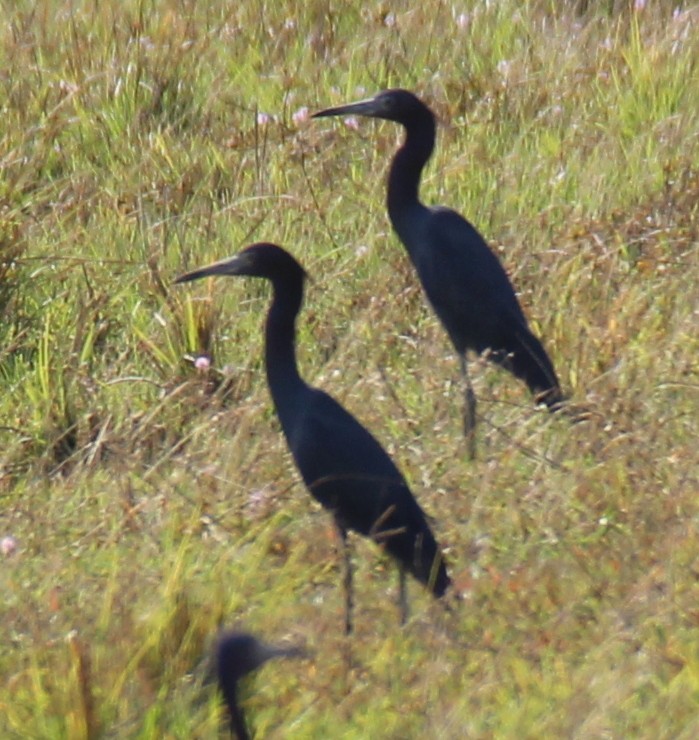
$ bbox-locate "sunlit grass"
[1,0,699,737]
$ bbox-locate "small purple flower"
[456,13,470,30]
[194,355,211,371]
[672,7,686,21]
[257,112,271,126]
[292,106,309,125]
[1,536,17,556]
[344,116,360,131]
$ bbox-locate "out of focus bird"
[176,243,450,633]
[215,630,304,739]
[313,89,564,457]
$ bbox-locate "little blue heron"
[215,630,304,739]
[176,243,451,633]
[313,89,564,457]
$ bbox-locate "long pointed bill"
[174,253,249,284]
[260,643,308,663]
[312,97,383,119]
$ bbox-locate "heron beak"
[258,642,309,666]
[174,254,249,284]
[312,96,383,120]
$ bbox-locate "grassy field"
[2,0,698,737]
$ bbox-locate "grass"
[2,0,699,736]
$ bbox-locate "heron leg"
[398,568,408,625]
[339,525,353,636]
[460,354,477,459]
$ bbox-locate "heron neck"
[387,113,435,230]
[225,689,250,740]
[265,278,306,428]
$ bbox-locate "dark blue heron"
[313,89,564,457]
[215,630,304,739]
[176,243,450,634]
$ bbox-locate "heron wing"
[277,388,449,593]
[413,207,531,350]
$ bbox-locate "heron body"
[313,90,563,454]
[176,244,450,632]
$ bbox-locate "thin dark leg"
[339,525,353,635]
[460,354,477,460]
[398,568,408,625]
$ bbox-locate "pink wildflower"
[1,536,17,556]
[456,13,470,30]
[194,355,211,371]
[292,107,309,125]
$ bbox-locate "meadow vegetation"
[1,0,698,736]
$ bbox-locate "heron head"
[215,631,304,684]
[312,88,429,125]
[174,243,307,285]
